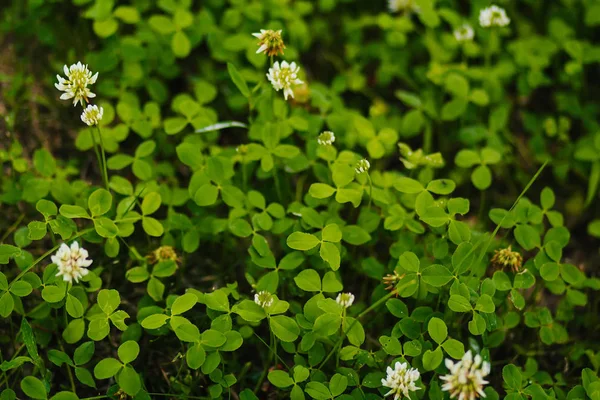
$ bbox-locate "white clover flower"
[440,350,491,400]
[381,361,421,400]
[318,131,336,146]
[454,24,475,42]
[388,0,420,13]
[51,241,93,283]
[355,159,371,174]
[252,29,285,56]
[479,5,510,28]
[266,61,304,101]
[81,104,104,126]
[55,62,99,107]
[336,292,355,309]
[254,291,274,308]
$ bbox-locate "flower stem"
[319,291,395,368]
[366,173,373,210]
[96,127,110,190]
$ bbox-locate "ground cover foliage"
[2,0,600,399]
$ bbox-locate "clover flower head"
[490,246,523,272]
[388,0,420,13]
[252,29,286,56]
[81,104,103,126]
[355,159,371,174]
[51,241,93,283]
[454,24,475,42]
[318,131,336,146]
[55,62,98,107]
[479,5,510,28]
[441,350,491,400]
[266,61,304,100]
[381,361,421,400]
[254,291,274,308]
[336,292,355,309]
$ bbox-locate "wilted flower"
[336,292,355,309]
[383,271,404,295]
[148,246,180,264]
[51,241,93,283]
[252,29,286,56]
[440,350,491,400]
[355,159,371,174]
[454,24,475,42]
[81,104,103,126]
[479,5,510,28]
[381,361,421,400]
[254,291,274,308]
[266,61,304,100]
[318,131,336,146]
[388,0,420,13]
[490,246,523,272]
[55,62,98,107]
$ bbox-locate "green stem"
[9,228,94,288]
[0,213,24,243]
[366,174,373,210]
[319,291,395,369]
[273,166,284,205]
[95,126,110,191]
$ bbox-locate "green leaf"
[94,357,122,379]
[97,289,120,315]
[309,183,336,199]
[422,264,453,287]
[427,179,456,195]
[341,225,371,245]
[232,300,266,322]
[117,365,141,396]
[294,269,321,292]
[94,217,118,238]
[428,317,448,344]
[475,294,495,313]
[448,295,472,312]
[514,224,541,250]
[423,347,444,370]
[59,205,90,219]
[269,315,300,342]
[399,251,420,272]
[118,341,140,364]
[227,63,250,98]
[142,217,164,237]
[186,344,206,370]
[305,382,331,400]
[141,314,169,329]
[171,293,198,315]
[442,339,465,359]
[88,189,112,217]
[287,232,320,251]
[394,177,424,194]
[203,290,230,312]
[320,242,341,271]
[321,272,343,293]
[471,165,492,190]
[322,224,342,242]
[172,31,191,57]
[20,376,47,399]
[66,294,84,318]
[268,370,294,388]
[330,374,348,397]
[503,364,523,390]
[141,192,161,215]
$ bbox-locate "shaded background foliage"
[2,0,600,399]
